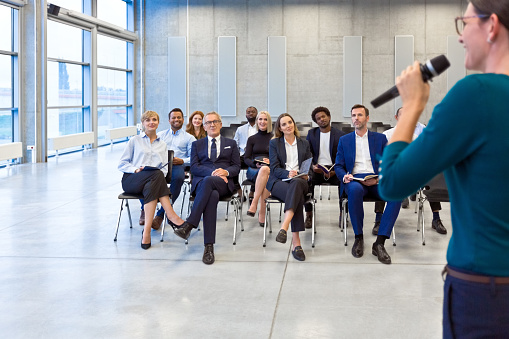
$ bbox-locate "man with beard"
[139,108,196,229]
[234,106,258,200]
[305,106,344,228]
[334,104,401,264]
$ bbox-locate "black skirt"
[121,170,170,204]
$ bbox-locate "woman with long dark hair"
[266,113,312,261]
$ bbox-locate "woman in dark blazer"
[266,113,312,261]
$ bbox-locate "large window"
[97,0,127,30]
[0,3,18,147]
[97,33,132,146]
[47,20,88,140]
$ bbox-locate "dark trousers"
[140,164,186,215]
[305,173,340,212]
[345,180,401,237]
[443,270,509,338]
[270,178,309,232]
[187,176,232,245]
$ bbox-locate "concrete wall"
[142,0,468,130]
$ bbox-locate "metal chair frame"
[263,193,316,248]
[114,150,174,242]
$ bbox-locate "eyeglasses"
[204,120,221,126]
[455,14,489,35]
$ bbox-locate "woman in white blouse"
[266,113,313,261]
[118,110,185,249]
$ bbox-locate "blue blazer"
[306,126,345,165]
[190,136,241,194]
[267,137,313,191]
[334,130,387,195]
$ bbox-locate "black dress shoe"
[304,214,313,229]
[402,197,410,209]
[351,238,364,258]
[372,243,391,264]
[372,221,380,235]
[276,229,287,243]
[292,246,306,261]
[432,219,447,234]
[202,244,215,265]
[174,221,195,240]
[246,211,256,217]
[141,230,151,250]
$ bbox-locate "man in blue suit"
[305,106,345,228]
[174,112,241,265]
[334,104,401,264]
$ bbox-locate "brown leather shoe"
[139,210,145,225]
[151,216,163,230]
[304,214,313,229]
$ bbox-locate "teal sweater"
[379,74,509,276]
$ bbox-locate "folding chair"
[339,192,396,246]
[165,191,244,245]
[114,150,174,242]
[262,193,316,248]
[417,173,449,245]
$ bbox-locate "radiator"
[0,142,23,162]
[105,126,138,141]
[48,132,94,151]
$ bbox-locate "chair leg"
[239,196,244,231]
[125,200,133,228]
[311,199,316,248]
[328,186,331,200]
[161,211,167,242]
[319,185,322,200]
[342,199,348,246]
[418,197,426,245]
[263,203,270,247]
[278,203,282,223]
[233,199,238,245]
[225,200,229,221]
[114,199,125,241]
[392,227,396,246]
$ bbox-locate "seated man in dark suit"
[334,104,401,264]
[174,111,241,265]
[305,106,345,228]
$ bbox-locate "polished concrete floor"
[0,146,451,338]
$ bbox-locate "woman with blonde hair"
[118,110,185,249]
[244,111,274,226]
[186,110,207,139]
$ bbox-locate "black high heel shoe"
[167,218,184,230]
[141,230,151,250]
[246,211,256,217]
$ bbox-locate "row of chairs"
[115,150,448,249]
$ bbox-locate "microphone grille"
[428,55,451,76]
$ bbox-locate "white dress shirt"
[284,137,299,171]
[157,127,196,163]
[383,127,418,142]
[207,135,221,159]
[352,131,375,175]
[233,123,257,155]
[118,133,168,176]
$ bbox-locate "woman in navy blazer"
[267,113,312,261]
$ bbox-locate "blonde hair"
[274,113,300,139]
[256,111,273,133]
[140,110,159,131]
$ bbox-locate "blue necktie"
[210,138,217,162]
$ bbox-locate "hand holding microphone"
[370,55,450,108]
[396,61,431,113]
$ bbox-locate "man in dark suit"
[305,106,345,228]
[174,112,241,265]
[334,104,401,264]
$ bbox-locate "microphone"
[370,55,450,108]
